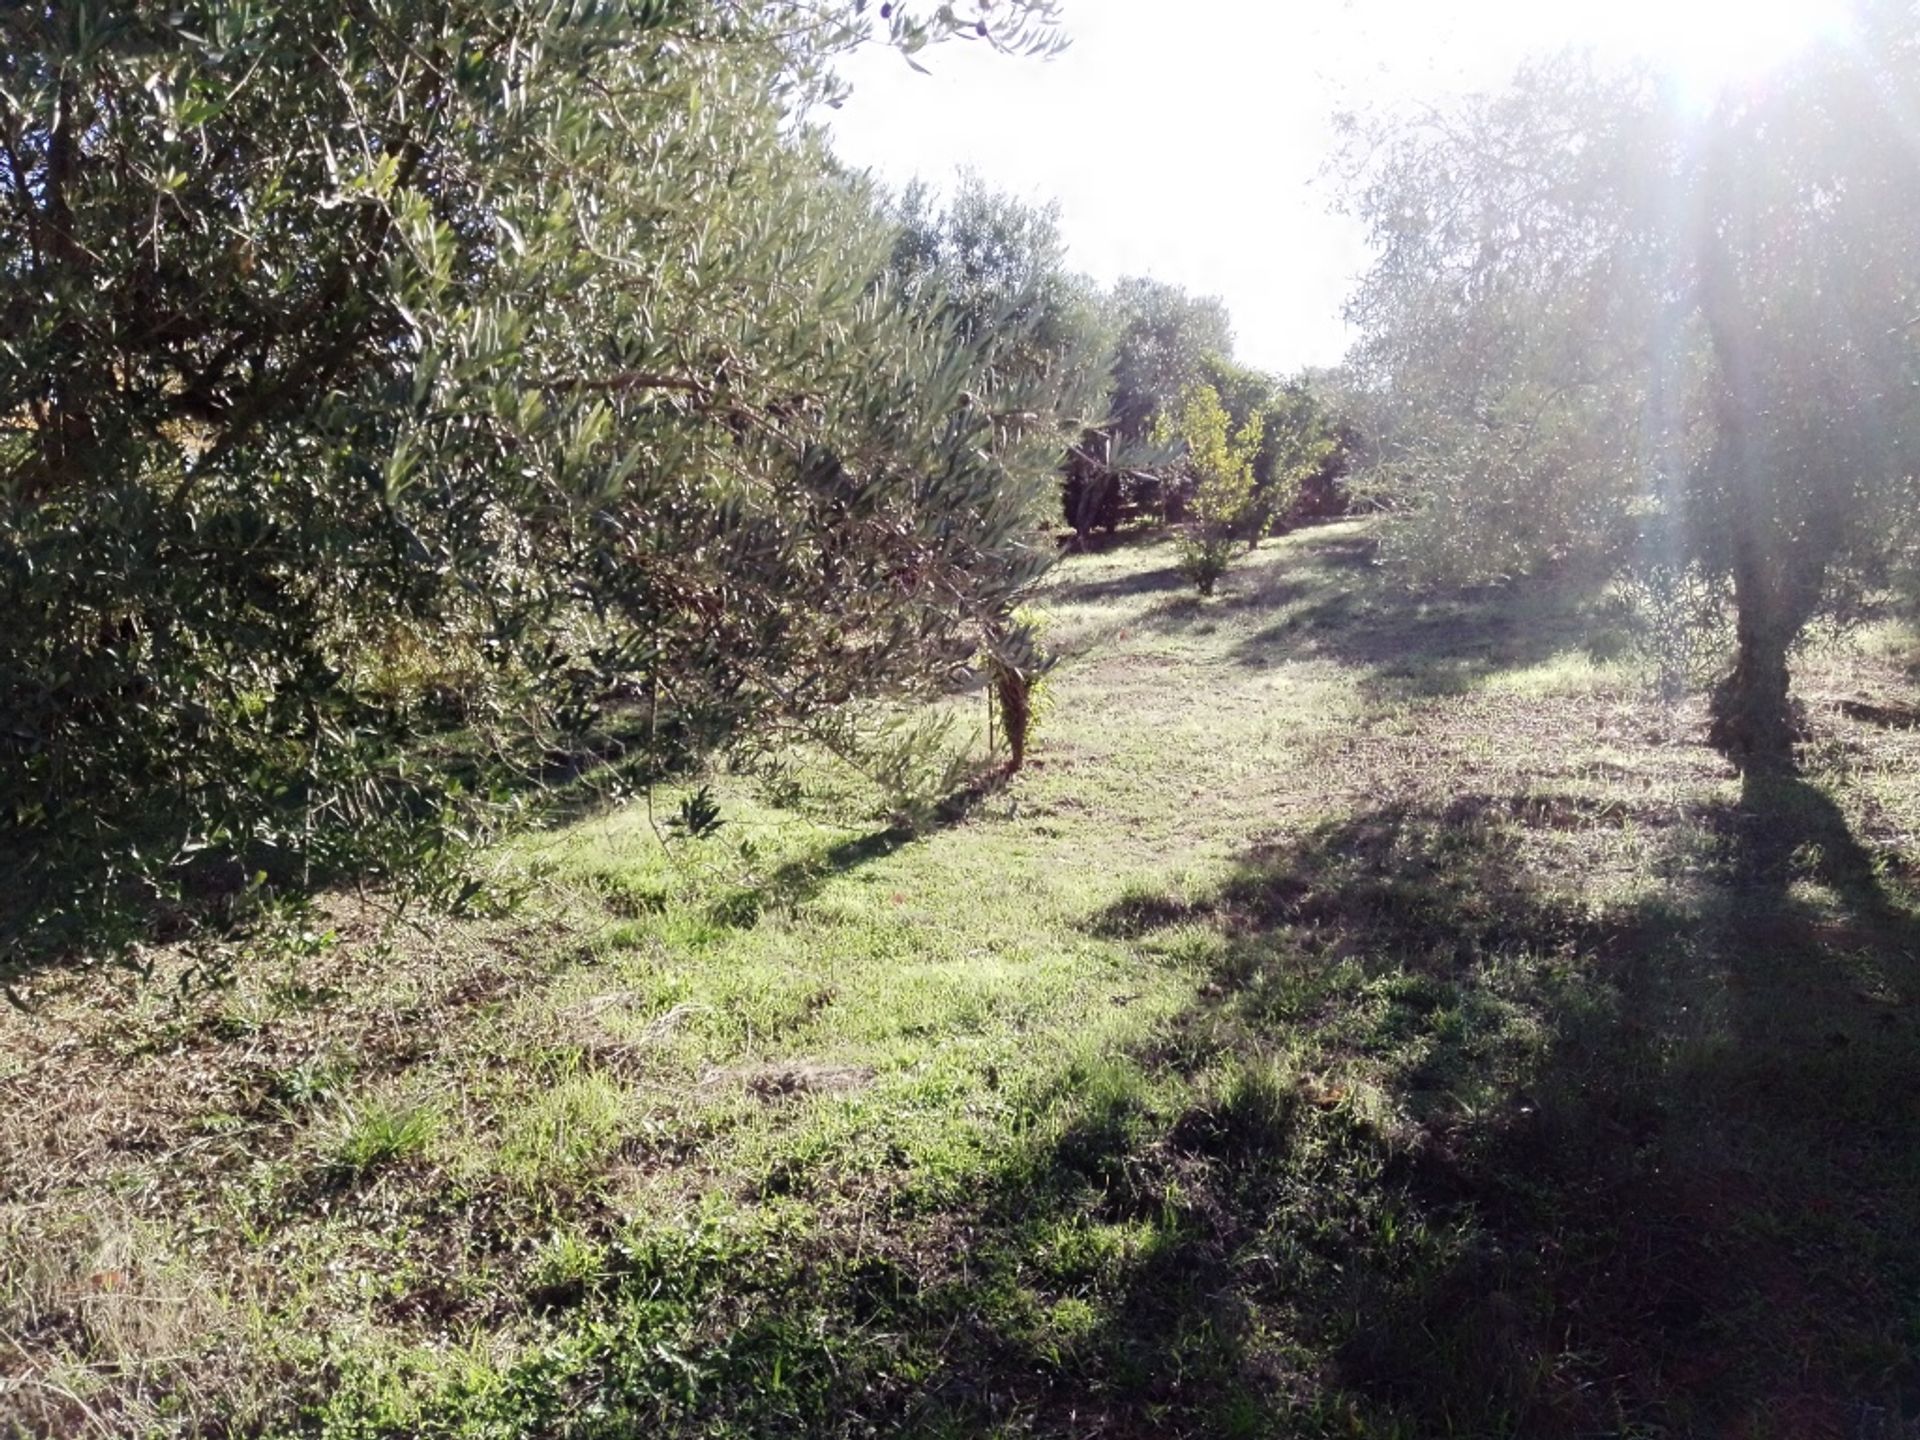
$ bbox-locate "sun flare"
[1592,0,1857,101]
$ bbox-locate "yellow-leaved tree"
[1162,383,1265,595]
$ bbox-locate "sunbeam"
[1595,0,1860,105]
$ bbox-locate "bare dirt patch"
[705,1061,876,1100]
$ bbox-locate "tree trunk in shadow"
[1694,141,1824,778]
[1707,556,1803,772]
[993,663,1030,774]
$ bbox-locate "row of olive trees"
[1074,282,1354,566]
[885,181,1354,600]
[1342,0,1920,770]
[0,0,1078,966]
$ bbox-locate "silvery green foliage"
[888,171,1117,413]
[0,0,1073,966]
[1108,277,1234,450]
[1342,7,1920,763]
[798,704,979,826]
[1340,56,1672,586]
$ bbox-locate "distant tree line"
[887,179,1357,583]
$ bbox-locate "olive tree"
[883,172,1114,769]
[1343,9,1920,769]
[1684,10,1920,758]
[889,171,1115,395]
[1341,60,1668,585]
[0,0,1074,963]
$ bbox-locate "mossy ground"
[6,521,1920,1438]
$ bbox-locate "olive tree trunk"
[1707,561,1802,770]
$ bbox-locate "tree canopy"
[1108,276,1235,449]
[1342,4,1920,766]
[0,0,1077,961]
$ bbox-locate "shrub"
[1177,534,1241,597]
[1161,384,1263,595]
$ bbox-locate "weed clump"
[326,1094,440,1177]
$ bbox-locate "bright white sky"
[828,0,1856,375]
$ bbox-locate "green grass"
[325,1092,443,1177]
[4,520,1920,1438]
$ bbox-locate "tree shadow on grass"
[387,782,1920,1439]
[1048,524,1372,617]
[1055,522,1177,557]
[1048,786,1920,1437]
[1137,576,1317,636]
[704,772,1010,928]
[1208,530,1627,699]
[705,824,917,928]
[1046,523,1617,709]
[1245,576,1624,696]
[1047,555,1192,609]
[1085,526,1625,703]
[865,784,1920,1437]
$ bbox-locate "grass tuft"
[325,1092,441,1177]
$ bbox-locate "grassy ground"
[5,520,1920,1438]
